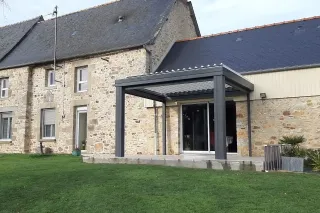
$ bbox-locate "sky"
[0,0,319,35]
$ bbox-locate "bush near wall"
[279,135,320,172]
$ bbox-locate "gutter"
[241,63,320,76]
[0,45,145,71]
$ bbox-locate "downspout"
[154,101,159,155]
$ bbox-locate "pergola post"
[247,93,253,157]
[115,86,125,157]
[162,103,167,155]
[214,75,227,160]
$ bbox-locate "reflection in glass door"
[182,104,208,151]
[75,107,88,150]
[182,102,238,153]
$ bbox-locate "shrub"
[282,146,307,158]
[306,149,320,172]
[280,136,306,157]
[279,135,305,147]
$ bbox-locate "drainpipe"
[154,101,158,155]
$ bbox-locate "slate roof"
[157,16,320,74]
[0,0,177,70]
[0,16,43,62]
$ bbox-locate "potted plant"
[72,148,81,156]
[280,135,306,172]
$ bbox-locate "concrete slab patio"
[82,154,265,172]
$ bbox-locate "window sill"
[45,86,57,90]
[76,90,88,93]
[39,138,56,143]
[74,91,88,96]
[0,140,12,144]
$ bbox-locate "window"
[41,109,56,139]
[76,67,88,92]
[0,112,12,140]
[46,70,55,87]
[0,78,9,98]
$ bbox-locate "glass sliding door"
[182,104,208,152]
[182,101,238,153]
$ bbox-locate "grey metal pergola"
[114,65,254,160]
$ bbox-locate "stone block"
[210,161,224,170]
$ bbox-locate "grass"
[0,155,319,213]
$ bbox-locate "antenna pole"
[53,6,58,72]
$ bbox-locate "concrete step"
[82,155,264,172]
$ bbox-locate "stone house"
[1,0,320,159]
[0,0,199,154]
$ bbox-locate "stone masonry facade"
[0,0,197,155]
[236,96,320,156]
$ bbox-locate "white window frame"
[47,70,55,87]
[0,78,9,99]
[41,109,56,139]
[0,112,12,140]
[76,67,88,92]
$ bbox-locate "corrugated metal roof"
[146,81,231,96]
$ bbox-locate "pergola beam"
[114,65,254,159]
[115,67,224,87]
[125,89,166,103]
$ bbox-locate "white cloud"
[1,0,320,36]
[192,0,320,35]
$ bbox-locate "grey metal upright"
[162,103,167,155]
[214,75,227,159]
[115,86,125,157]
[247,93,253,157]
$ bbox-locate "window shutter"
[44,109,55,125]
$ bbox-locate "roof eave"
[241,64,320,75]
[0,43,145,71]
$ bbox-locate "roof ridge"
[0,16,42,29]
[177,15,320,43]
[45,0,121,21]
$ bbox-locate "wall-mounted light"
[260,93,267,99]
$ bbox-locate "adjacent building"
[0,0,320,158]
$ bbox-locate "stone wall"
[0,0,197,155]
[28,49,151,154]
[0,67,30,153]
[236,96,320,156]
[147,0,198,72]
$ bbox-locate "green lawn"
[0,155,319,213]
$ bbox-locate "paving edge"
[82,156,264,172]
